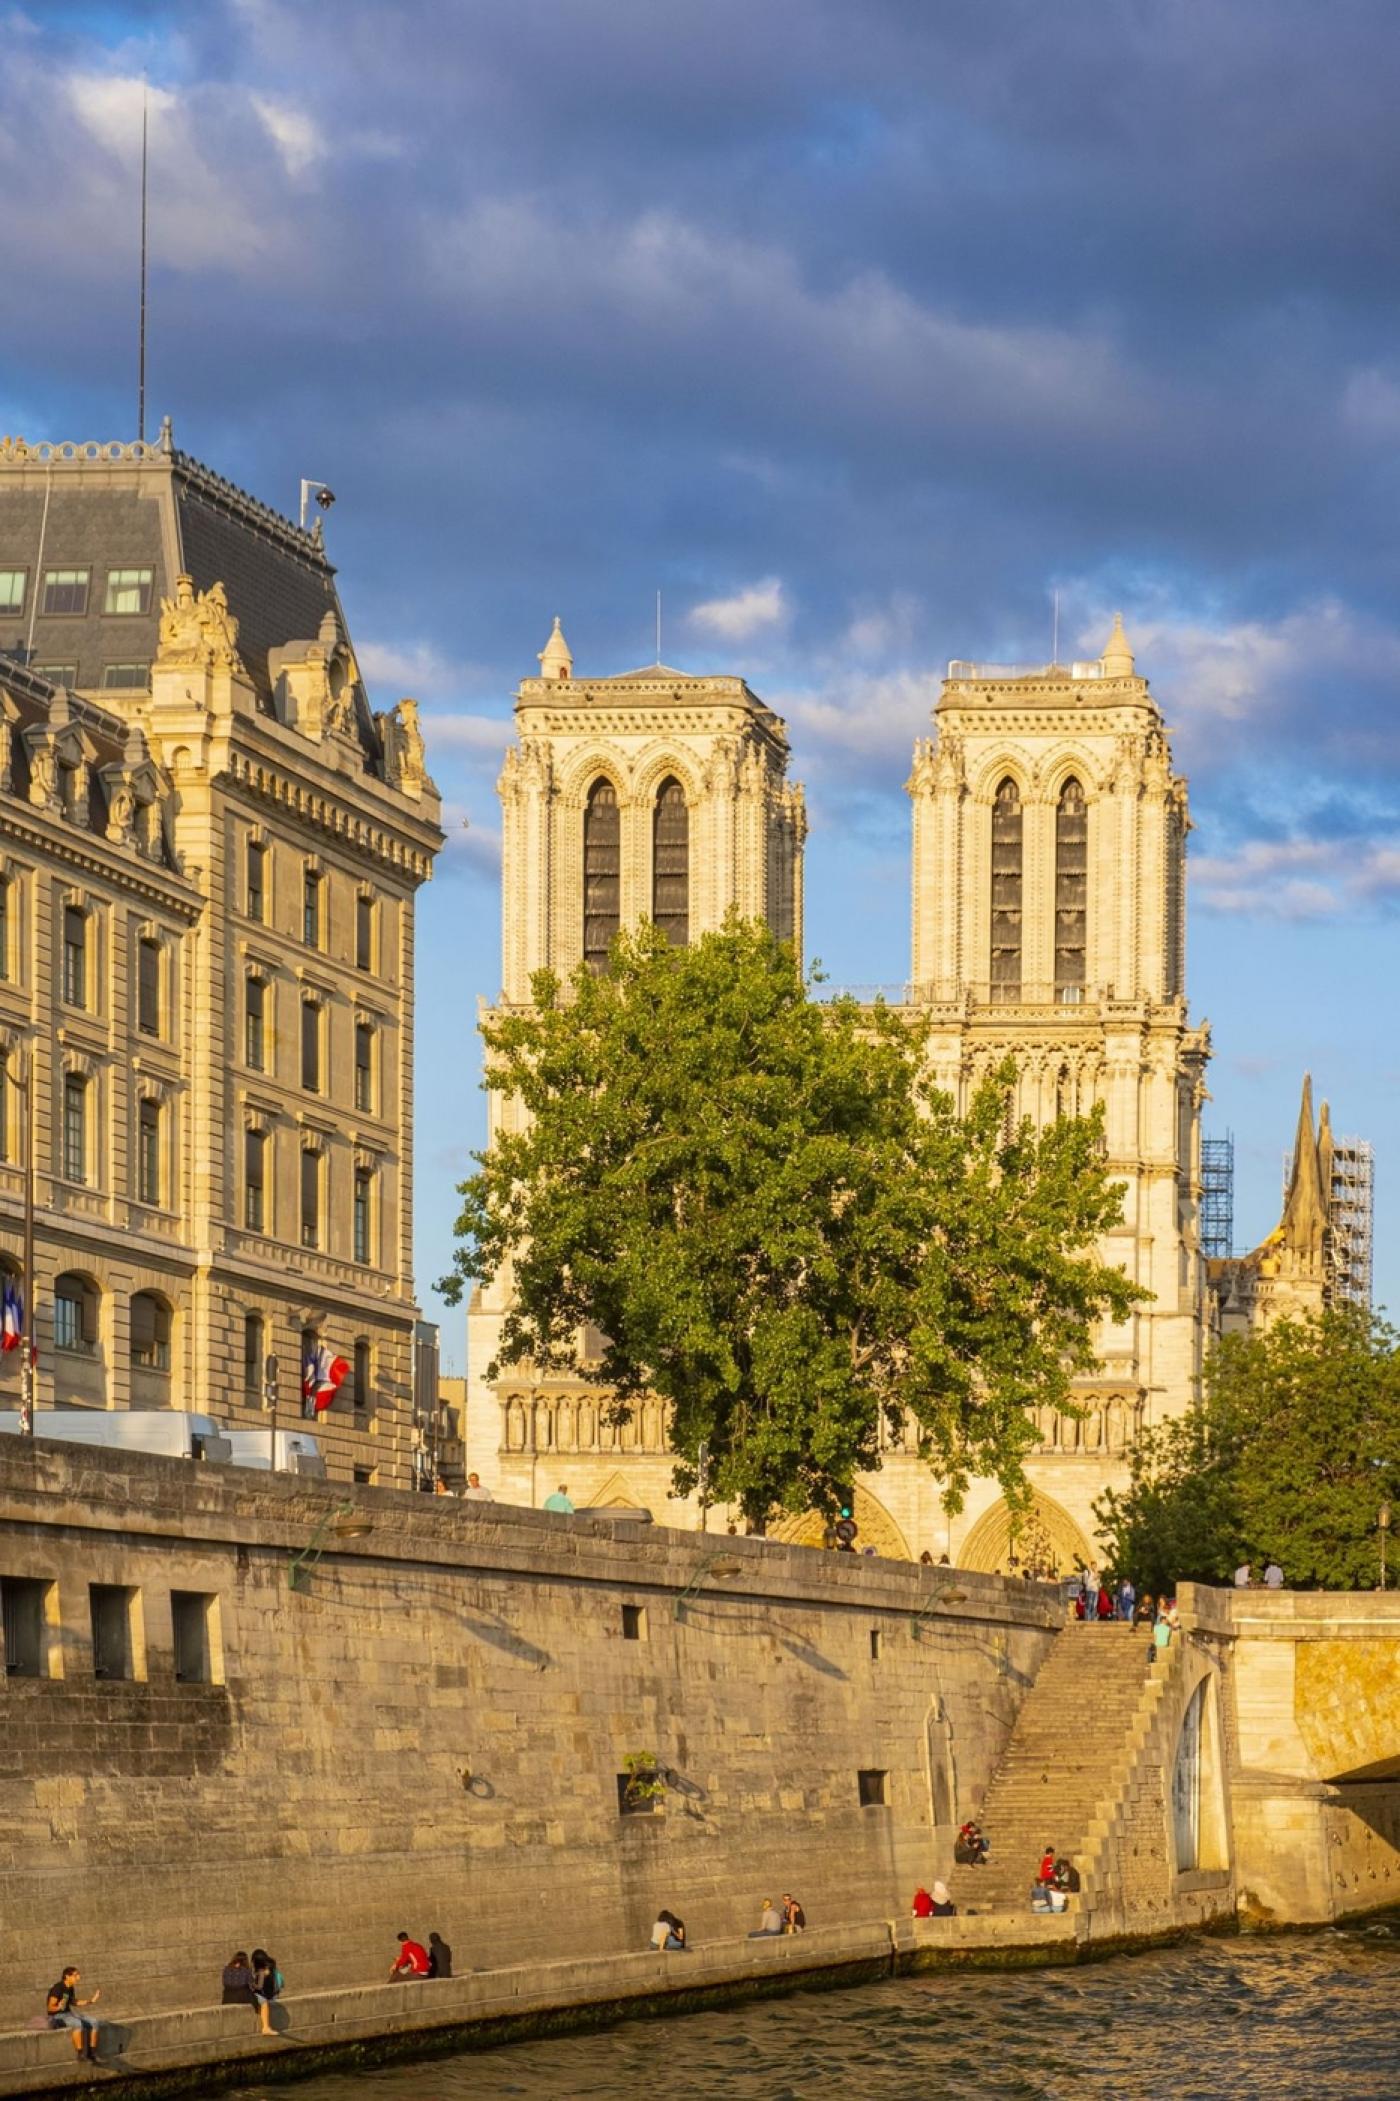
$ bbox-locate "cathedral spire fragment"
[1100,612,1136,678]
[538,616,573,682]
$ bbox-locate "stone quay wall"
[0,1438,1062,2035]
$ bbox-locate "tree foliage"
[1095,1305,1400,1590]
[440,919,1143,1525]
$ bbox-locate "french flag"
[1,1279,22,1353]
[301,1341,349,1418]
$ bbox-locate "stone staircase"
[950,1621,1172,1915]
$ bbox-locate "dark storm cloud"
[7,0,1400,910]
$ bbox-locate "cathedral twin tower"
[469,612,1212,1569]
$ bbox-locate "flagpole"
[19,1048,34,1437]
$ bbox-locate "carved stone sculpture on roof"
[156,572,242,673]
[379,698,431,800]
[100,726,168,858]
[702,734,741,796]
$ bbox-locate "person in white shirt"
[462,1472,492,1501]
[1263,1561,1284,1588]
[1233,1564,1251,1588]
[748,1899,783,1937]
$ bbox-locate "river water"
[235,1920,1400,2101]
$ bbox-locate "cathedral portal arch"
[957,1489,1094,1578]
[769,1483,913,1561]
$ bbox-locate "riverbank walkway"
[0,1913,1106,2099]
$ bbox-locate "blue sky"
[6,0,1400,1363]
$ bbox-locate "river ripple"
[233,1919,1400,2101]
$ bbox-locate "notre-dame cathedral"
[464,616,1334,1570]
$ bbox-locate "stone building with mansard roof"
[467,612,1334,1570]
[0,427,442,1484]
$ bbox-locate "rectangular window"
[244,978,265,1070]
[41,568,90,616]
[244,1129,266,1233]
[302,869,321,948]
[301,1000,321,1092]
[353,1466,375,1486]
[89,1584,136,1681]
[869,1629,882,1661]
[62,906,86,1008]
[54,1281,95,1354]
[61,1075,86,1183]
[137,1098,160,1206]
[246,841,265,923]
[617,1770,660,1816]
[32,664,77,688]
[300,1149,320,1250]
[0,569,26,616]
[137,938,160,1035]
[353,1168,372,1265]
[130,1293,170,1370]
[354,1022,373,1113]
[2,1577,51,1677]
[355,894,374,972]
[857,1768,888,1808]
[622,1604,647,1641]
[171,1591,221,1684]
[242,1313,263,1395]
[104,567,153,616]
[102,663,150,691]
[353,1337,372,1423]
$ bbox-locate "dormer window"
[104,569,153,616]
[41,569,89,616]
[102,664,150,691]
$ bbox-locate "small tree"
[1096,1305,1400,1590]
[440,919,1143,1527]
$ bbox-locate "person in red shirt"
[1037,1846,1056,1884]
[912,1886,935,1917]
[388,1932,430,1979]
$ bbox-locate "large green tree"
[439,919,1142,1526]
[1095,1305,1400,1590]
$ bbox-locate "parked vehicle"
[222,1427,326,1476]
[0,1408,232,1462]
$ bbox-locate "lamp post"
[673,1552,742,1620]
[1380,1503,1391,1593]
[16,1047,34,1436]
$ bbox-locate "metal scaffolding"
[1328,1136,1375,1307]
[1200,1133,1235,1262]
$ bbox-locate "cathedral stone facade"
[466,616,1323,1569]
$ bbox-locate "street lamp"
[673,1553,743,1620]
[288,1503,374,1592]
[1380,1503,1391,1593]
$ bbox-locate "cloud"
[688,576,786,642]
[1191,831,1400,921]
[252,95,323,178]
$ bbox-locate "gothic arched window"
[583,777,621,971]
[990,777,1022,1003]
[652,777,689,947]
[1055,778,1087,1003]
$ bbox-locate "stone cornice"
[225,750,438,882]
[0,800,201,918]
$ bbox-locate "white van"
[0,1409,233,1462]
[222,1426,326,1477]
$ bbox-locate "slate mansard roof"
[0,425,385,777]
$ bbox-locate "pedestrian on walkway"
[1264,1560,1284,1589]
[46,1969,101,2064]
[1118,1577,1136,1623]
[1095,1583,1114,1621]
[543,1484,575,1513]
[249,1950,280,2037]
[463,1472,492,1501]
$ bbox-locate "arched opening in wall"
[583,778,621,971]
[130,1291,172,1376]
[769,1484,913,1561]
[1172,1674,1229,1872]
[52,1271,104,1407]
[990,778,1022,1003]
[1055,778,1087,1003]
[957,1490,1093,1577]
[652,777,689,947]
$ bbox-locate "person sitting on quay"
[782,1893,806,1934]
[249,1950,281,2037]
[221,1951,254,2005]
[651,1909,688,1952]
[748,1898,784,1937]
[928,1881,955,1917]
[1037,1844,1057,1885]
[1052,1857,1081,1896]
[1134,1591,1156,1627]
[912,1885,936,1917]
[954,1820,989,1865]
[1030,1879,1055,1914]
[427,1931,453,1978]
[388,1931,431,1980]
[45,1967,102,2065]
[1152,1608,1174,1663]
[543,1483,575,1513]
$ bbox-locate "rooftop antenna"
[137,81,149,445]
[656,589,662,665]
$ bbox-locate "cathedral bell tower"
[496,620,805,1002]
[907,617,1210,1503]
